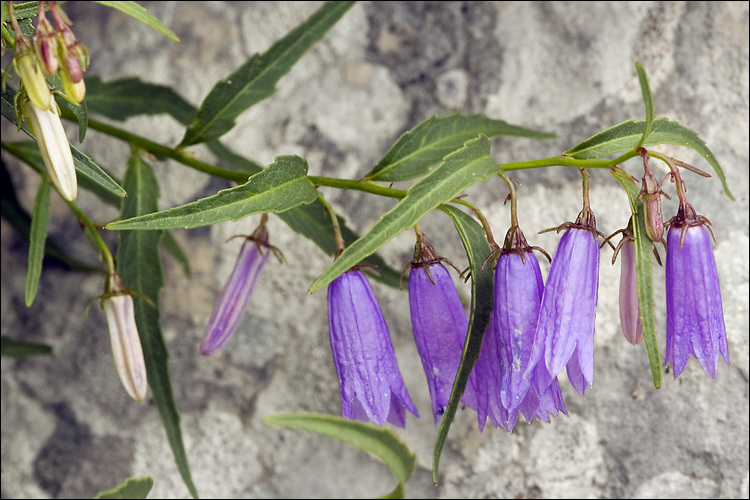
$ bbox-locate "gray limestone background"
[1,1,748,498]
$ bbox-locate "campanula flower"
[103,273,148,402]
[201,227,271,356]
[409,261,468,425]
[328,270,419,427]
[494,226,567,424]
[526,207,600,396]
[24,100,77,201]
[665,206,728,378]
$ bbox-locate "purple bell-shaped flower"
[328,270,419,427]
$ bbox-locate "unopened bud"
[23,101,78,201]
[33,14,59,75]
[103,274,148,402]
[618,238,643,345]
[60,65,86,103]
[640,170,665,242]
[14,42,52,110]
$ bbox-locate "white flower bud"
[103,274,148,402]
[24,101,77,201]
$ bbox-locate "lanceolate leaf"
[432,205,493,484]
[161,231,192,278]
[265,412,416,498]
[117,153,198,498]
[1,86,126,199]
[94,1,179,42]
[365,113,556,182]
[1,336,53,358]
[178,1,355,147]
[85,76,196,126]
[611,168,661,388]
[1,157,101,272]
[94,476,154,500]
[564,117,733,200]
[25,178,50,306]
[107,156,317,230]
[634,61,654,150]
[277,199,403,289]
[309,135,497,294]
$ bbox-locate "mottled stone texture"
[2,2,748,498]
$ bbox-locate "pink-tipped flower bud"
[103,274,148,402]
[23,100,78,201]
[33,13,59,75]
[59,64,86,103]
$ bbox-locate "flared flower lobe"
[328,271,418,427]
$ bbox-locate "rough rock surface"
[2,2,748,498]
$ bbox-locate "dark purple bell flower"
[666,219,729,378]
[328,270,419,427]
[494,227,567,424]
[409,262,468,425]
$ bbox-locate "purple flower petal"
[526,227,599,393]
[463,316,520,433]
[494,251,544,411]
[328,271,418,427]
[666,224,729,378]
[201,238,269,356]
[409,263,468,425]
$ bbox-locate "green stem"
[66,199,116,272]
[451,198,500,252]
[314,193,346,257]
[499,150,639,171]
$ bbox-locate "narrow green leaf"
[1,1,56,22]
[93,1,179,42]
[179,1,355,147]
[94,476,154,500]
[1,157,102,272]
[634,62,654,150]
[611,169,661,388]
[206,140,264,174]
[1,336,53,358]
[277,200,403,289]
[379,483,405,499]
[309,135,497,294]
[161,231,191,278]
[565,117,733,200]
[1,86,127,199]
[432,205,493,484]
[117,153,198,498]
[206,142,403,288]
[365,113,556,181]
[25,177,50,306]
[85,76,196,126]
[3,140,124,208]
[265,412,416,497]
[107,155,318,230]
